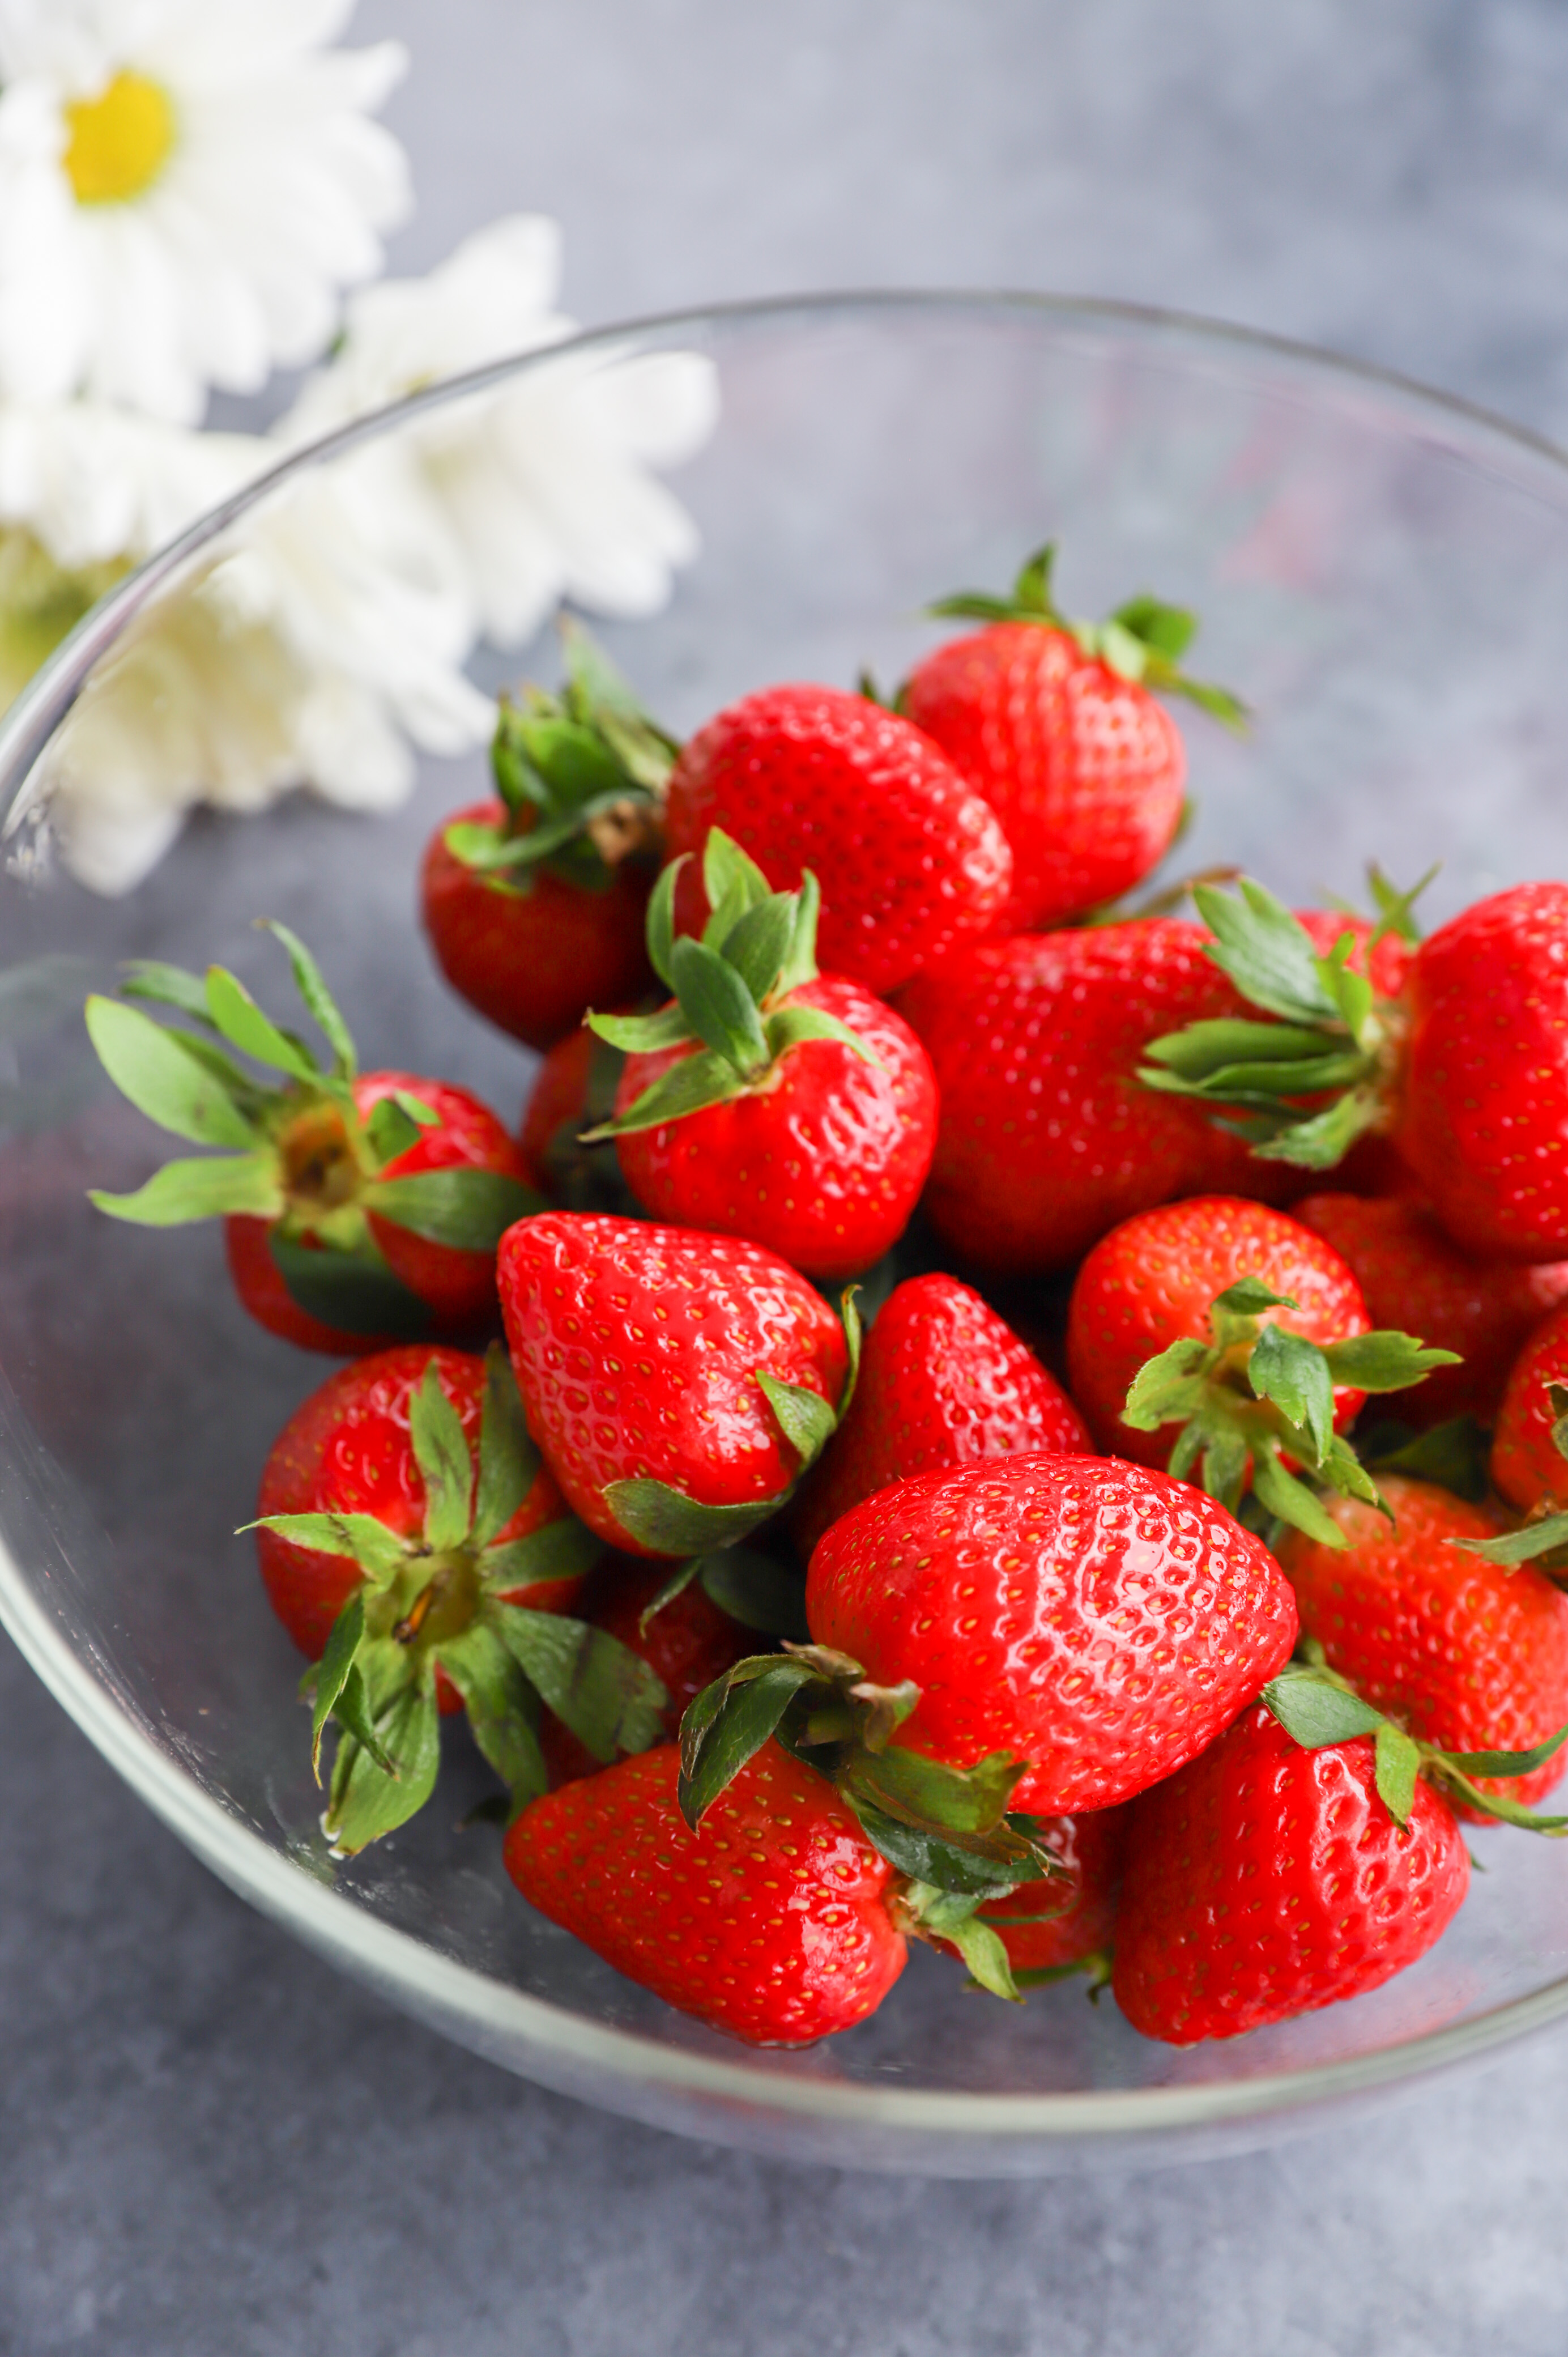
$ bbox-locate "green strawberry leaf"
[1263,1666,1386,1748]
[845,1798,1033,1895]
[1191,878,1344,1029]
[434,1620,548,1809]
[637,1556,702,1630]
[713,893,795,1003]
[701,828,772,933]
[267,1232,436,1339]
[1141,1018,1343,1080]
[842,1744,1025,1838]
[260,921,356,1078]
[1316,1431,1386,1513]
[1319,1331,1462,1390]
[1357,1415,1492,1504]
[667,934,769,1075]
[756,1370,838,1469]
[1443,1722,1568,1778]
[360,1168,544,1252]
[762,1002,879,1065]
[326,1674,441,1854]
[1237,1088,1388,1171]
[204,965,320,1082]
[242,1509,411,1585]
[487,1602,667,1764]
[775,871,824,997]
[84,996,262,1147]
[365,1096,426,1165]
[1249,1324,1335,1462]
[677,1654,822,1826]
[1374,1719,1422,1828]
[581,1045,741,1140]
[646,858,681,990]
[1122,1335,1212,1431]
[1112,593,1196,662]
[480,1513,603,1594]
[604,1477,790,1556]
[698,1548,811,1640]
[1455,1511,1568,1569]
[408,1362,474,1553]
[1250,1443,1347,1545]
[559,616,680,790]
[472,1344,540,1550]
[1212,1275,1297,1318]
[907,1887,1021,2003]
[306,1591,372,1781]
[586,1004,694,1056]
[119,959,218,1026]
[1198,1424,1250,1511]
[89,1150,285,1226]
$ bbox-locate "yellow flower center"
[62,70,177,207]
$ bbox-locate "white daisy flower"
[0,0,411,423]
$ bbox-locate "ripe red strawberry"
[538,1555,758,1788]
[1112,1701,1469,2044]
[505,1739,907,2045]
[897,919,1292,1274]
[1493,1303,1568,1513]
[420,624,672,1051]
[975,1806,1128,1979]
[900,544,1242,930]
[87,924,539,1353]
[792,1273,1090,1559]
[1273,1474,1568,1812]
[662,683,1012,994]
[498,1211,854,1556]
[587,831,937,1279]
[804,1452,1298,1813]
[248,1343,662,1853]
[1292,1192,1568,1428]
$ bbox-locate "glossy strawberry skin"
[1065,1195,1370,1463]
[1292,1191,1568,1428]
[504,1739,906,2045]
[538,1556,756,1787]
[805,1453,1298,1814]
[498,1212,849,1555]
[1273,1474,1568,1813]
[901,622,1186,930]
[1399,883,1568,1259]
[792,1273,1090,1558]
[1113,1704,1469,2044]
[662,685,1012,995]
[898,921,1290,1275]
[978,1806,1128,1975]
[421,799,654,1053]
[612,976,938,1279]
[1492,1300,1568,1512]
[254,1345,585,1712]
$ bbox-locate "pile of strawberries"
[86,547,1568,2053]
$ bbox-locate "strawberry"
[975,1806,1127,1982]
[420,624,671,1051]
[1292,1191,1568,1428]
[1141,877,1568,1261]
[504,1740,910,2044]
[803,1452,1299,1813]
[497,1211,856,1557]
[900,543,1243,930]
[662,683,1012,995]
[248,1343,663,1852]
[897,919,1293,1274]
[1272,1474,1568,1812]
[583,831,938,1279]
[1111,1701,1469,2044]
[1490,1305,1568,1514]
[792,1271,1090,1559]
[86,924,539,1352]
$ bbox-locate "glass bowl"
[6,295,1568,2180]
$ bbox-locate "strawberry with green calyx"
[901,541,1245,932]
[421,622,675,1052]
[247,1344,665,1854]
[498,1211,860,1559]
[582,829,938,1280]
[86,924,540,1352]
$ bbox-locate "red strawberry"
[504,1739,907,2045]
[1273,1474,1568,1812]
[976,1806,1128,1979]
[662,683,1012,994]
[498,1211,853,1557]
[1493,1303,1568,1513]
[899,545,1242,930]
[1292,1192,1568,1428]
[420,624,673,1051]
[587,831,937,1279]
[538,1555,758,1788]
[792,1273,1090,1558]
[804,1452,1299,1813]
[897,920,1292,1274]
[249,1343,663,1853]
[87,924,539,1353]
[1112,1702,1469,2044]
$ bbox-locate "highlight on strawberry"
[85,923,540,1351]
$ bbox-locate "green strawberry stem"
[924,540,1248,729]
[1263,1643,1568,1835]
[1456,1382,1568,1576]
[244,1347,665,1854]
[1122,1275,1458,1546]
[581,827,880,1139]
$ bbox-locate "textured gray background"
[9,2,1568,2349]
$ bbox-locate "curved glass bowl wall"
[5,296,1568,2179]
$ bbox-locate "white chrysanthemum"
[283,216,720,644]
[0,0,410,423]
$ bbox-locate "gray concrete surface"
[9,1,1568,2347]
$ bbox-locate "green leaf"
[845,1798,1030,1896]
[587,1004,694,1056]
[515,712,630,812]
[1443,1721,1568,1778]
[1112,593,1196,662]
[242,1509,412,1584]
[676,1654,818,1826]
[668,935,769,1074]
[701,827,772,928]
[908,1889,1021,2002]
[472,1344,540,1550]
[1317,1431,1386,1512]
[604,1475,791,1556]
[489,1603,667,1764]
[1241,1087,1388,1171]
[559,615,680,790]
[1096,616,1150,683]
[480,1514,604,1595]
[1121,1335,1211,1431]
[1374,1720,1421,1828]
[637,1557,702,1630]
[762,1002,879,1066]
[583,1045,740,1140]
[365,1097,425,1165]
[845,1745,1025,1837]
[1191,878,1344,1029]
[1198,1424,1249,1510]
[711,894,795,1005]
[1263,1667,1386,1749]
[326,1677,441,1854]
[774,870,823,996]
[646,858,681,990]
[361,1168,544,1253]
[1251,1444,1346,1545]
[434,1620,548,1808]
[118,960,215,1026]
[1249,1324,1335,1463]
[1141,1018,1340,1080]
[89,1150,284,1226]
[837,1286,864,1419]
[756,1370,838,1468]
[698,1550,811,1640]
[1213,1275,1296,1318]
[1319,1331,1463,1392]
[1455,1512,1568,1569]
[1359,1415,1492,1504]
[324,1661,397,1780]
[267,1232,435,1340]
[260,921,356,1077]
[204,965,319,1081]
[308,1592,370,1781]
[84,996,261,1147]
[409,1363,475,1553]
[1168,675,1250,730]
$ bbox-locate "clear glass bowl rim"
[7,288,1568,2156]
